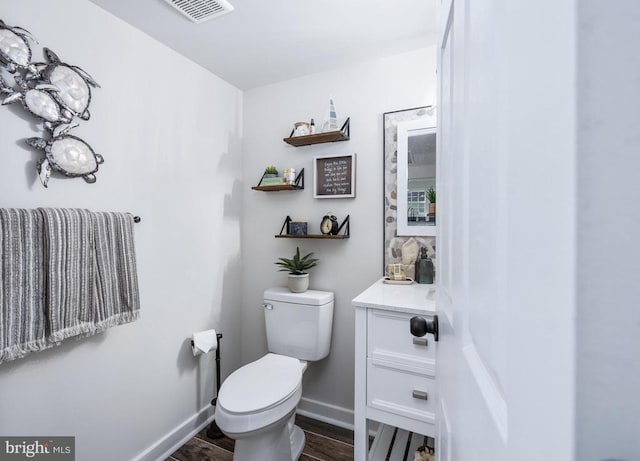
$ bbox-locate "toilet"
[214,287,334,461]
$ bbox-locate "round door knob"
[410,315,439,342]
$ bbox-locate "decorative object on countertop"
[288,221,308,236]
[388,263,404,280]
[388,237,436,277]
[275,246,318,293]
[383,107,437,272]
[320,213,338,235]
[0,208,140,364]
[401,237,419,280]
[382,276,414,285]
[415,247,435,284]
[293,121,310,137]
[0,19,103,187]
[383,260,418,283]
[314,153,356,199]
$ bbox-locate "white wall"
[0,2,243,460]
[241,48,435,425]
[576,2,640,459]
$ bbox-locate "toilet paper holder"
[191,332,224,439]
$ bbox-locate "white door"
[435,1,577,460]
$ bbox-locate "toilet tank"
[263,287,334,361]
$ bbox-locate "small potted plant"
[427,186,436,215]
[264,165,279,178]
[275,247,318,293]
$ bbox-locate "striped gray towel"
[0,209,48,362]
[0,208,140,364]
[92,211,140,332]
[39,208,141,343]
[40,208,98,343]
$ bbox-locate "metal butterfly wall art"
[0,18,104,188]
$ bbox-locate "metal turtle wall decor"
[0,19,37,73]
[1,73,72,127]
[37,48,100,121]
[0,18,103,188]
[27,123,104,187]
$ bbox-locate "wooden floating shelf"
[283,118,350,147]
[277,215,350,239]
[283,131,348,147]
[252,168,304,191]
[252,184,303,192]
[275,234,349,240]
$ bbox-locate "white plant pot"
[288,273,309,293]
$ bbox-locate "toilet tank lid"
[264,287,334,305]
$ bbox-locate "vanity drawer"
[367,358,436,424]
[367,309,435,370]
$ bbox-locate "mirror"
[383,106,437,275]
[397,118,437,236]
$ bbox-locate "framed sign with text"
[313,154,356,199]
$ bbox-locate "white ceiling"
[88,0,437,90]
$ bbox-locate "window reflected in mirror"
[407,127,436,227]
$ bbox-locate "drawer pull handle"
[413,337,428,347]
[412,390,428,400]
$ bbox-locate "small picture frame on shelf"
[313,154,356,199]
[288,221,308,235]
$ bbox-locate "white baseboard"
[296,397,354,431]
[133,405,215,461]
[134,398,355,460]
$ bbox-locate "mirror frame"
[383,106,437,275]
[397,118,437,237]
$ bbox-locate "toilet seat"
[215,353,303,435]
[219,353,302,414]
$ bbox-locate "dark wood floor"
[167,414,354,461]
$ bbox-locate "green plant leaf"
[274,247,318,274]
[427,186,436,203]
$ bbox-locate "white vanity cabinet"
[352,279,437,461]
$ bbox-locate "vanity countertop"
[352,278,436,315]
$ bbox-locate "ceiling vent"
[164,0,234,23]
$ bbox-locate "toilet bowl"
[215,353,306,461]
[215,288,334,461]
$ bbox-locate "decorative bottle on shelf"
[310,118,316,134]
[415,247,434,284]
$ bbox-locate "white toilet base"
[231,411,305,461]
[290,424,305,461]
